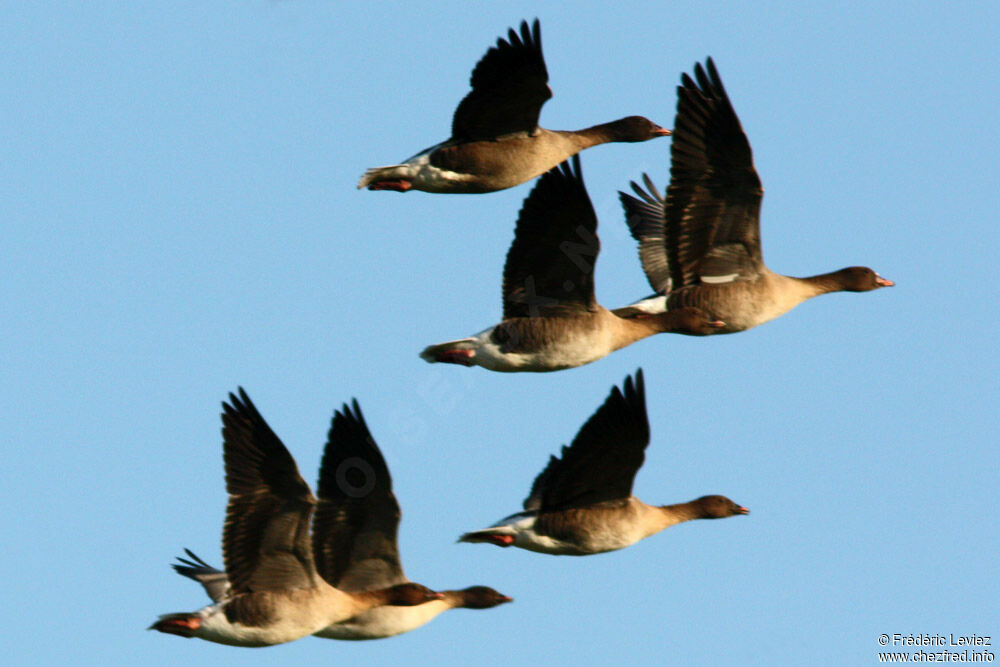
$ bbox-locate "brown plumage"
[150,390,442,647]
[219,390,318,597]
[419,157,723,373]
[164,397,510,642]
[311,400,511,639]
[358,20,669,194]
[618,58,892,332]
[458,370,748,555]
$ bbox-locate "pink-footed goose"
[459,370,748,555]
[358,19,669,194]
[149,390,442,647]
[615,58,892,330]
[419,157,724,373]
[167,399,511,641]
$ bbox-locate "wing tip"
[622,368,649,439]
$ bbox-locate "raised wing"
[532,370,650,512]
[522,454,558,512]
[667,58,764,288]
[619,173,672,294]
[172,549,231,603]
[451,19,551,141]
[502,156,599,319]
[312,400,406,592]
[221,388,319,594]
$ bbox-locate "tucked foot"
[435,349,475,366]
[482,533,515,547]
[149,613,202,637]
[368,179,413,192]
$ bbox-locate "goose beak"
[736,506,750,515]
[709,320,726,328]
[500,595,514,604]
[875,275,894,287]
[653,127,672,137]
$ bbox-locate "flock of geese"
[150,19,892,648]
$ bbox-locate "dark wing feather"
[451,19,551,141]
[502,156,599,319]
[312,400,406,592]
[522,454,558,511]
[535,370,650,512]
[172,549,231,603]
[666,58,764,288]
[221,388,318,594]
[619,174,672,294]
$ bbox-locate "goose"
[149,389,442,647]
[167,399,511,641]
[419,157,724,373]
[458,370,748,555]
[358,19,669,194]
[616,58,892,331]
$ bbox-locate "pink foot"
[436,349,475,366]
[151,615,202,637]
[368,180,413,192]
[484,534,515,547]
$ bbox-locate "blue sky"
[2,2,997,665]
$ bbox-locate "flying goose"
[419,157,724,373]
[616,58,892,330]
[358,19,669,194]
[459,370,748,555]
[167,399,511,641]
[150,390,442,647]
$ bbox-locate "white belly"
[489,514,641,556]
[471,327,619,373]
[195,603,332,647]
[313,602,450,641]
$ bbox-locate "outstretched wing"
[502,156,599,319]
[221,389,319,594]
[666,58,764,288]
[312,400,407,592]
[530,370,650,512]
[451,19,551,141]
[172,549,231,603]
[619,173,672,294]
